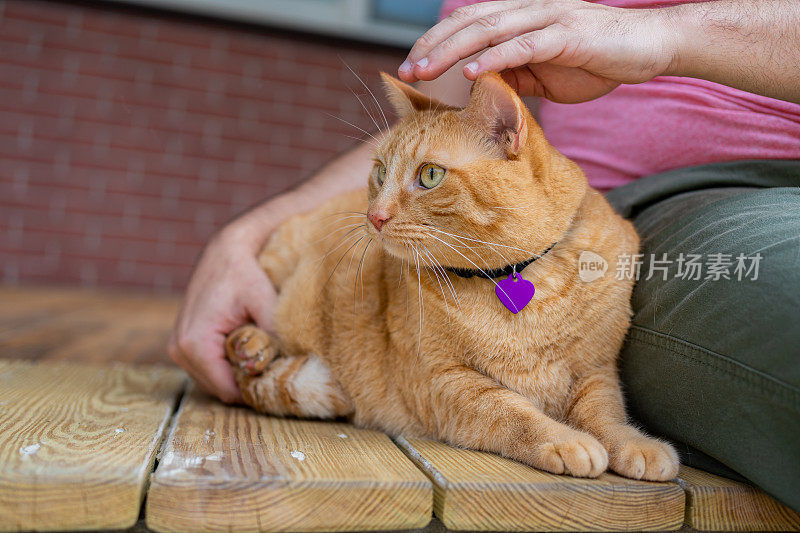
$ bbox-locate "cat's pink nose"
[368,211,392,231]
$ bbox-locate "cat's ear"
[380,72,444,118]
[462,72,528,156]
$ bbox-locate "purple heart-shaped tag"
[495,274,535,314]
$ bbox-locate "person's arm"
[169,72,472,402]
[665,1,800,103]
[168,143,372,403]
[398,0,800,104]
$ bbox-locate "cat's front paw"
[533,430,609,478]
[609,436,679,481]
[225,325,278,376]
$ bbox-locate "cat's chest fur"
[393,261,583,419]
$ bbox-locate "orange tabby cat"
[224,72,679,481]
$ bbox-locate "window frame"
[106,0,433,47]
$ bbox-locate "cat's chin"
[375,238,433,266]
[376,238,408,260]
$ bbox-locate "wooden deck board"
[397,437,685,532]
[145,388,433,533]
[677,466,800,531]
[3,286,800,532]
[0,359,186,532]
[0,286,178,364]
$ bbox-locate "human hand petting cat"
[168,227,276,404]
[398,0,800,104]
[398,0,677,103]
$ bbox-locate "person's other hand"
[168,226,275,403]
[398,0,677,103]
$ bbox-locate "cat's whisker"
[360,239,372,305]
[324,210,368,217]
[303,217,367,249]
[436,226,558,265]
[425,83,442,114]
[305,211,366,252]
[410,242,457,302]
[340,58,390,132]
[311,225,366,266]
[320,214,367,223]
[427,225,530,258]
[350,88,384,135]
[353,237,372,320]
[488,200,539,210]
[340,132,380,149]
[424,232,514,304]
[428,256,455,324]
[319,232,365,288]
[324,112,382,145]
[404,246,411,323]
[437,228,559,270]
[426,230,495,272]
[429,227,513,267]
[351,246,361,324]
[304,222,366,248]
[421,244,462,312]
[411,243,424,356]
[398,248,405,289]
[425,225,560,268]
[303,232,366,325]
[334,230,370,312]
[417,243,451,326]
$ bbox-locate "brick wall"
[0,1,406,292]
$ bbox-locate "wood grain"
[0,359,186,532]
[0,286,179,365]
[6,287,797,532]
[677,466,800,531]
[146,388,433,533]
[397,437,685,532]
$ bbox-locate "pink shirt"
[440,0,800,190]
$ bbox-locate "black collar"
[445,242,557,279]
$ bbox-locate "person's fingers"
[247,282,276,333]
[499,67,527,94]
[464,26,568,80]
[192,338,242,404]
[399,0,520,81]
[170,331,216,390]
[413,8,555,82]
[172,347,219,398]
[171,326,242,403]
[501,63,620,102]
[167,331,189,373]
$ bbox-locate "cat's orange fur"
[224,72,679,480]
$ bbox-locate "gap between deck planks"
[0,359,186,532]
[145,387,433,533]
[2,287,799,533]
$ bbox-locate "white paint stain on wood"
[19,443,40,456]
[290,450,305,461]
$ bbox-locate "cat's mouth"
[377,237,410,259]
[368,227,429,264]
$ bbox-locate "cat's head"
[366,72,587,271]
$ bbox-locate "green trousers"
[605,160,800,512]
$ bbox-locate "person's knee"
[627,186,800,382]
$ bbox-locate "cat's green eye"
[372,163,387,185]
[419,163,445,189]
